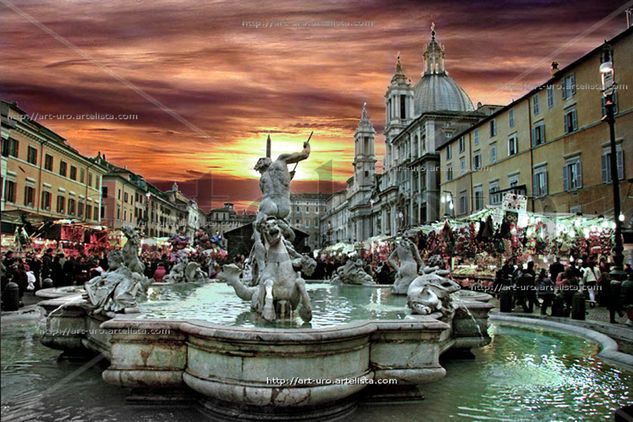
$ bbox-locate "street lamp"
[441,191,454,217]
[600,42,625,281]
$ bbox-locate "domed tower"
[353,102,376,190]
[413,23,474,116]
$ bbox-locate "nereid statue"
[332,258,375,286]
[83,227,152,314]
[390,230,424,294]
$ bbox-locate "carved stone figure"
[229,135,316,323]
[254,139,310,227]
[407,268,461,319]
[83,250,151,314]
[332,258,375,286]
[121,226,145,275]
[390,231,424,294]
[225,218,314,322]
[163,251,208,283]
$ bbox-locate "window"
[459,191,468,215]
[4,180,16,203]
[564,107,578,133]
[70,166,77,180]
[460,157,466,175]
[473,150,482,170]
[474,186,484,211]
[78,201,84,218]
[490,119,497,137]
[490,143,497,164]
[86,204,93,220]
[59,161,68,177]
[24,186,35,207]
[508,135,518,156]
[446,165,453,181]
[2,138,19,158]
[563,157,582,191]
[532,121,546,146]
[509,174,520,188]
[44,154,53,171]
[56,195,65,213]
[41,190,52,210]
[547,85,554,108]
[124,192,129,203]
[474,129,479,145]
[601,146,624,183]
[458,137,465,153]
[532,95,540,115]
[533,166,548,197]
[68,198,76,215]
[88,172,93,187]
[117,189,121,200]
[561,74,576,100]
[27,146,37,165]
[509,109,515,128]
[446,144,452,160]
[80,168,85,183]
[489,181,500,205]
[400,95,406,119]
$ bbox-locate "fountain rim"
[101,313,454,342]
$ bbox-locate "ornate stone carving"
[332,258,375,286]
[390,231,423,294]
[407,267,461,319]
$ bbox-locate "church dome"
[414,73,474,115]
[413,24,474,115]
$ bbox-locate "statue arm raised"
[277,141,310,164]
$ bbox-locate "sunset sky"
[1,0,631,211]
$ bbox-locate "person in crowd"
[549,257,565,283]
[12,261,28,305]
[52,253,64,287]
[537,269,555,315]
[516,262,537,313]
[606,275,625,324]
[581,260,599,308]
[153,263,167,282]
[41,248,54,281]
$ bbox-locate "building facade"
[206,203,255,237]
[1,101,107,232]
[438,26,633,224]
[289,193,328,250]
[321,26,498,245]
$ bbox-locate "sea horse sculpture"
[222,218,314,322]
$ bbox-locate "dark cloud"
[1,0,629,210]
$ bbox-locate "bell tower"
[353,103,376,189]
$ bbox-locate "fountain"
[39,135,494,420]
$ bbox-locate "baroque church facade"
[321,26,501,245]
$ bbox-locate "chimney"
[550,61,560,76]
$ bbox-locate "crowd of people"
[494,256,633,324]
[3,240,633,326]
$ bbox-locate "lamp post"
[440,191,454,217]
[600,43,625,281]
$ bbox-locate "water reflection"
[138,283,409,328]
[1,321,631,421]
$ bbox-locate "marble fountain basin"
[39,282,493,420]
